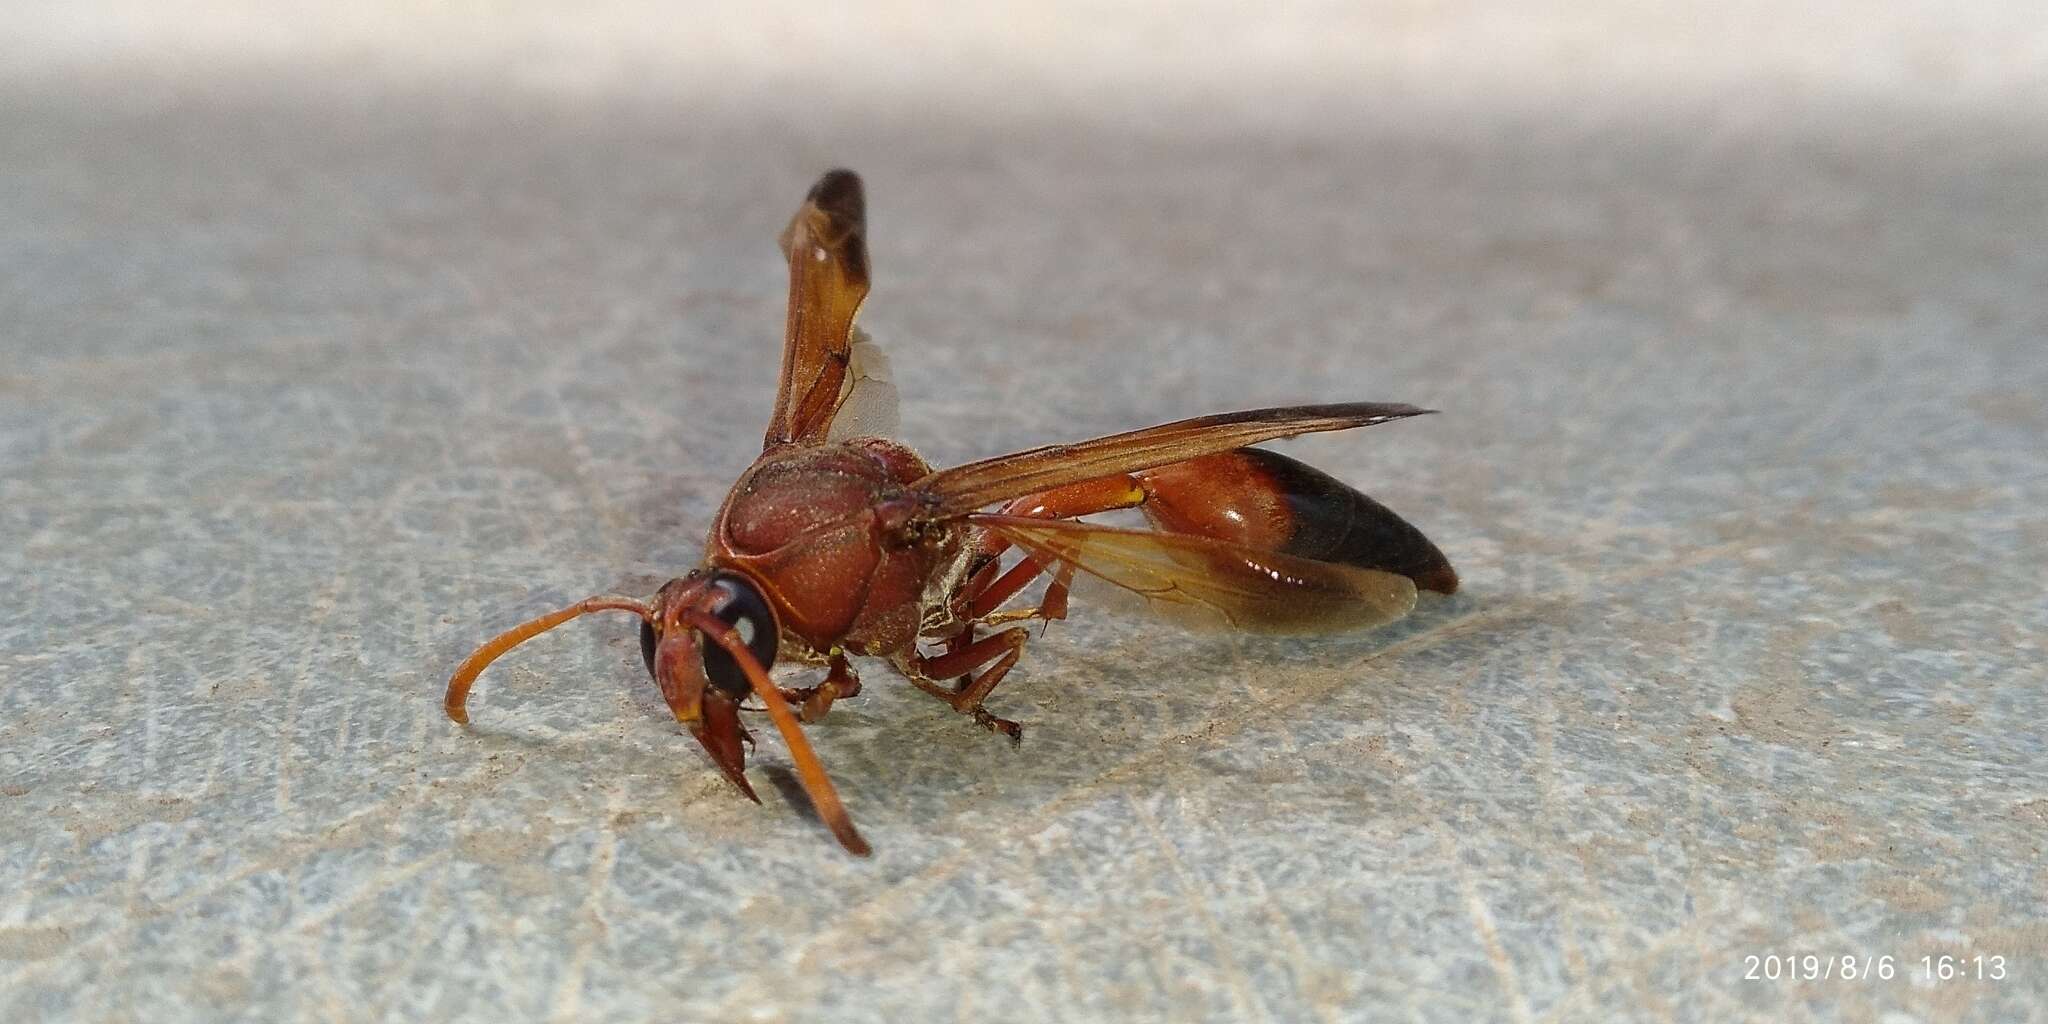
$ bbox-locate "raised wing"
[915,403,1432,519]
[970,514,1419,635]
[822,328,900,442]
[765,169,873,449]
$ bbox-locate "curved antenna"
[679,609,872,857]
[445,595,654,725]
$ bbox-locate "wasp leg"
[777,651,861,724]
[908,627,1030,743]
[963,556,1077,626]
[938,475,1145,687]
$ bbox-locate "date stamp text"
[1741,954,2008,984]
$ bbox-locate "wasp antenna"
[681,609,871,857]
[445,595,654,725]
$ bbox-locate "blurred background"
[4,3,2044,1022]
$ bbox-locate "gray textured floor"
[4,5,2046,1022]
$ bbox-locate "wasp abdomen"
[1135,447,1458,594]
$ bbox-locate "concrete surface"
[3,4,2045,1022]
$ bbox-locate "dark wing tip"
[1250,402,1436,427]
[1349,402,1434,422]
[1413,563,1460,595]
[807,169,866,225]
[1185,403,1436,432]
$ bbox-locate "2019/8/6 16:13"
[1742,954,2010,984]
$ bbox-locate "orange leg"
[954,473,1144,626]
[778,651,861,723]
[941,474,1145,693]
[908,627,1031,742]
[959,557,1077,628]
[966,556,1054,621]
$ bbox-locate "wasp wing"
[764,169,875,449]
[821,327,900,442]
[969,514,1419,635]
[916,403,1431,519]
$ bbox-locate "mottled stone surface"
[3,5,2044,1022]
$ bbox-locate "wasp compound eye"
[639,619,659,679]
[701,572,779,697]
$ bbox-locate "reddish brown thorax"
[708,438,964,656]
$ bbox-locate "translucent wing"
[765,169,872,449]
[822,327,900,442]
[969,514,1419,635]
[914,403,1433,519]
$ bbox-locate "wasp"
[447,170,1458,854]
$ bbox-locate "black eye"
[701,572,779,698]
[639,619,659,678]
